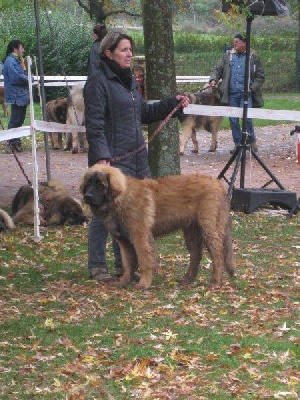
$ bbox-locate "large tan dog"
[179,85,222,155]
[12,180,87,226]
[0,208,15,231]
[0,87,9,117]
[81,165,235,290]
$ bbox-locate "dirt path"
[0,123,299,209]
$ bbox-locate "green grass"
[0,214,299,399]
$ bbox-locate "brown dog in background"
[45,83,87,153]
[46,97,68,150]
[81,165,235,290]
[179,85,222,155]
[0,87,9,117]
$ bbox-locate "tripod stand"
[218,16,297,214]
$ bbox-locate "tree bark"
[297,0,300,91]
[142,0,180,177]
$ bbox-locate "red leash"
[8,143,32,187]
[111,100,185,163]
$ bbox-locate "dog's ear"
[107,168,127,199]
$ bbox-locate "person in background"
[3,39,32,153]
[209,33,265,154]
[87,23,108,76]
[132,64,145,98]
[84,31,190,282]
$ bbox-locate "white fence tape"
[0,126,32,141]
[1,104,300,143]
[0,75,209,87]
[184,104,300,122]
[0,121,86,142]
[34,120,86,133]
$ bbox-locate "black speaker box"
[222,0,288,16]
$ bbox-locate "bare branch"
[105,9,141,18]
[76,0,92,19]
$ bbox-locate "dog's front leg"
[209,131,218,152]
[117,239,134,288]
[133,233,156,290]
[191,127,199,153]
[179,116,195,155]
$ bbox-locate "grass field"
[0,210,299,398]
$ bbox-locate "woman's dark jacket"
[87,40,101,76]
[84,60,180,178]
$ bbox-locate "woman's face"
[106,39,132,69]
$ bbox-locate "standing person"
[84,31,189,282]
[87,23,108,76]
[209,33,265,153]
[3,39,32,153]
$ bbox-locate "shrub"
[0,8,297,93]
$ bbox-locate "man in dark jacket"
[84,31,189,282]
[209,34,265,153]
[3,39,31,153]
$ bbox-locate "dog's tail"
[223,217,235,279]
[0,208,15,230]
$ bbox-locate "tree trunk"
[297,0,300,91]
[142,0,180,177]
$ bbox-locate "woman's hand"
[96,159,110,165]
[176,95,190,108]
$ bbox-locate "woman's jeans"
[228,91,256,145]
[88,215,122,272]
[8,103,27,145]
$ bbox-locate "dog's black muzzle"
[0,220,7,232]
[83,192,102,206]
[83,188,107,207]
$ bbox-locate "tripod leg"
[250,151,286,190]
[228,148,244,199]
[218,146,240,181]
[287,197,300,219]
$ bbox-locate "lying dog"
[179,85,222,155]
[12,180,87,226]
[0,208,15,231]
[0,87,9,117]
[81,165,235,290]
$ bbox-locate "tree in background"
[142,0,180,177]
[76,0,140,22]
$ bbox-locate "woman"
[84,31,189,282]
[87,23,107,76]
[3,39,31,153]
